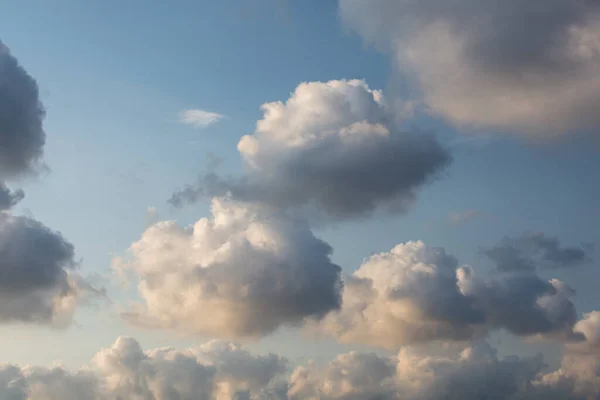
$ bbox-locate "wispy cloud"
[178,109,225,128]
[448,209,481,225]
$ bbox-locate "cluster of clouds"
[3,330,600,400]
[340,0,600,137]
[0,40,100,327]
[3,0,600,397]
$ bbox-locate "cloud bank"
[170,79,451,221]
[2,335,600,399]
[340,0,600,137]
[116,196,342,338]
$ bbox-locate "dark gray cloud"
[485,233,593,273]
[169,79,451,221]
[0,213,93,326]
[340,0,600,136]
[0,40,46,178]
[0,183,24,210]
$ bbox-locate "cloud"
[0,336,287,400]
[308,241,579,349]
[2,334,600,399]
[339,0,600,137]
[116,196,342,339]
[0,183,24,210]
[169,79,451,221]
[0,40,46,179]
[484,233,593,273]
[448,209,481,225]
[288,340,600,400]
[178,109,225,128]
[0,213,100,327]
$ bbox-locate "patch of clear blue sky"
[0,0,598,369]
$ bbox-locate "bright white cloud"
[340,0,600,137]
[178,109,225,128]
[116,196,342,339]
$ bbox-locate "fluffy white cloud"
[309,241,578,348]
[178,109,225,128]
[340,0,600,137]
[170,79,451,220]
[117,196,342,338]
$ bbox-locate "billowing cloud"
[116,196,342,339]
[289,340,600,400]
[0,336,287,400]
[340,0,600,137]
[178,109,225,128]
[0,213,100,327]
[0,40,45,178]
[3,334,600,399]
[484,233,593,273]
[308,241,578,348]
[170,79,451,220]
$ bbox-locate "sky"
[0,0,600,399]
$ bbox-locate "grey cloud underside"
[0,182,24,210]
[340,0,600,135]
[485,233,593,273]
[0,40,45,178]
[169,130,451,220]
[0,213,82,324]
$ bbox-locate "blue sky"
[1,1,600,397]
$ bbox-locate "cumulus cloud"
[308,241,579,349]
[288,340,600,400]
[484,233,593,273]
[170,79,451,220]
[3,334,600,399]
[340,0,600,137]
[178,109,225,128]
[0,40,46,178]
[0,213,101,327]
[0,336,287,400]
[116,196,342,339]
